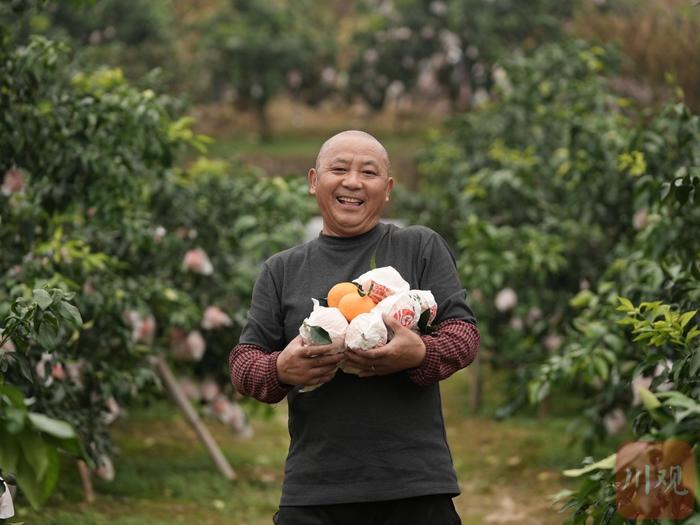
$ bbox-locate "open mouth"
[336,196,364,207]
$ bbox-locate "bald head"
[315,130,391,172]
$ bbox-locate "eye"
[363,170,378,177]
[330,167,347,174]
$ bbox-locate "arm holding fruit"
[229,336,345,404]
[275,335,346,387]
[343,314,480,384]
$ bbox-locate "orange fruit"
[327,282,360,307]
[338,292,375,321]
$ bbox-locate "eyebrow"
[328,157,380,168]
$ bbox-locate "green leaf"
[636,385,661,411]
[563,453,616,477]
[306,325,331,345]
[687,326,700,342]
[16,443,61,507]
[0,384,26,408]
[417,309,431,334]
[679,310,697,329]
[15,352,33,384]
[0,429,20,474]
[570,290,594,309]
[36,321,57,350]
[15,454,43,509]
[690,349,700,377]
[39,446,60,503]
[632,332,654,342]
[27,413,75,440]
[18,430,49,480]
[592,355,609,381]
[4,407,27,434]
[32,289,52,310]
[616,296,634,312]
[46,434,86,460]
[57,301,82,327]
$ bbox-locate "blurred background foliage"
[1,0,699,523]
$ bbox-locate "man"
[229,130,480,525]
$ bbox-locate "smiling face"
[308,131,394,237]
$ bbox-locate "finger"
[308,361,344,375]
[349,347,384,360]
[305,352,345,367]
[309,369,337,384]
[357,365,382,378]
[345,354,380,372]
[304,343,343,358]
[344,349,370,365]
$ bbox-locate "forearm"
[228,343,291,404]
[408,319,480,386]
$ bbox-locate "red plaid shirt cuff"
[229,344,291,404]
[408,319,480,386]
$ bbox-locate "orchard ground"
[18,368,588,525]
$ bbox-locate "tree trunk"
[254,102,272,142]
[150,355,236,481]
[537,395,550,419]
[77,460,95,503]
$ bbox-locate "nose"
[341,169,362,189]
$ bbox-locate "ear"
[385,177,395,201]
[307,168,318,195]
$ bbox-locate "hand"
[276,335,346,386]
[344,313,426,377]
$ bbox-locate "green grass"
[16,369,583,525]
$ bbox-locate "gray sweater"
[239,222,476,505]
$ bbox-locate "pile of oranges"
[327,282,376,321]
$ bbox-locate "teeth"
[337,196,363,204]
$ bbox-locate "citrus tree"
[399,39,640,414]
[1,289,85,510]
[526,101,700,522]
[198,0,337,140]
[528,100,700,445]
[347,0,574,111]
[1,0,315,510]
[45,0,176,87]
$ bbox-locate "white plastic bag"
[299,299,348,346]
[341,312,388,375]
[298,299,348,392]
[372,290,438,332]
[0,481,14,519]
[353,266,409,303]
[411,289,438,326]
